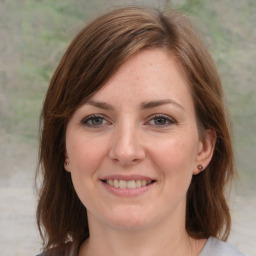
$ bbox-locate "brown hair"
[36,6,235,253]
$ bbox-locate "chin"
[103,208,154,231]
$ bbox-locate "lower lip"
[101,181,155,197]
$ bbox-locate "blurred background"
[0,0,255,255]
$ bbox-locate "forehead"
[90,48,193,107]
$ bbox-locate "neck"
[79,212,206,256]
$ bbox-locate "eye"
[81,114,110,127]
[147,114,175,127]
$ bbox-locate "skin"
[65,48,216,256]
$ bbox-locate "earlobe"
[193,129,216,175]
[64,153,71,172]
[64,161,71,172]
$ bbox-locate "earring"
[65,162,70,166]
[197,164,204,171]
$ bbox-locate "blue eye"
[81,114,108,127]
[148,114,175,126]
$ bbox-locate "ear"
[193,129,216,175]
[64,152,71,172]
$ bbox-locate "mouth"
[102,179,156,189]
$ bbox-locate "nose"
[108,123,145,166]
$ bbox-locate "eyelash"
[146,114,176,127]
[81,114,176,128]
[81,114,109,127]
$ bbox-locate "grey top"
[199,237,245,256]
[37,237,245,256]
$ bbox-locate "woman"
[36,6,244,256]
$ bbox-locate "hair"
[36,6,235,254]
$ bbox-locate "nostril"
[108,134,146,165]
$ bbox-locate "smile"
[104,179,154,189]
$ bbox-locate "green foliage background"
[0,0,255,190]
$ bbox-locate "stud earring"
[65,162,70,166]
[197,164,204,171]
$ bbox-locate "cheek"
[152,137,197,170]
[66,136,107,206]
[149,135,199,196]
[66,133,108,176]
[74,146,103,174]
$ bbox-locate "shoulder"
[200,237,245,256]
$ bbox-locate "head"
[37,6,234,251]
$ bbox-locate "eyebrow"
[87,99,114,110]
[140,99,185,111]
[86,99,185,111]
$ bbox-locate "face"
[65,49,215,232]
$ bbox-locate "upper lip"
[100,174,156,181]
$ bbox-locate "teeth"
[141,180,147,186]
[127,180,136,189]
[113,179,119,188]
[119,180,126,188]
[136,180,142,187]
[105,179,153,188]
